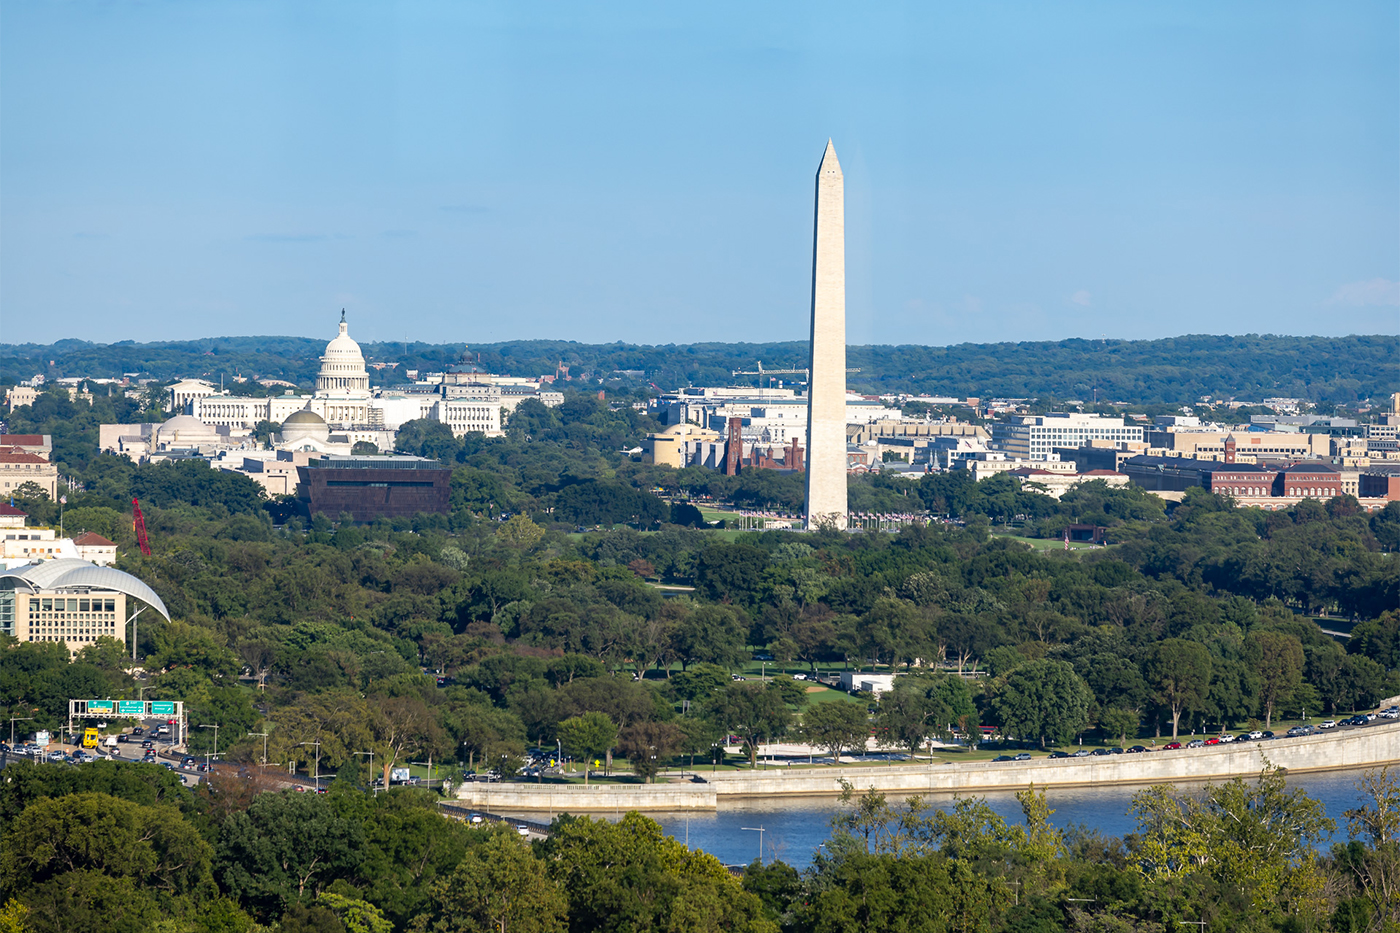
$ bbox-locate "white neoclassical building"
[194,313,377,435]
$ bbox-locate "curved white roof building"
[1,558,170,620]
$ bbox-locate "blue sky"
[2,1,1396,347]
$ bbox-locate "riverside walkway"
[451,721,1400,812]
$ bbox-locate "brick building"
[1274,464,1343,499]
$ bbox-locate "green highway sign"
[88,700,114,713]
[151,701,175,716]
[118,701,145,716]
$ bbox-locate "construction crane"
[132,498,152,556]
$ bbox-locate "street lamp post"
[199,723,219,773]
[741,826,765,865]
[128,606,147,661]
[296,741,322,792]
[355,751,376,793]
[9,716,35,746]
[649,745,656,784]
[248,732,269,766]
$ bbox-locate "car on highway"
[141,752,157,763]
[1163,742,1183,750]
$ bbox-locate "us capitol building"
[102,314,561,465]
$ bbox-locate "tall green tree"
[1143,638,1212,739]
[991,659,1093,748]
[557,712,618,784]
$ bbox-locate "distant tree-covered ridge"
[2,333,1394,406]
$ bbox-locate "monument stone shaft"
[803,139,848,530]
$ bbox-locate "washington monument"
[804,139,848,530]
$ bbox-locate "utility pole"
[248,732,269,766]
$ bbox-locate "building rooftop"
[0,448,49,464]
[72,532,116,547]
[303,455,448,471]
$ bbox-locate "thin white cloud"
[1327,278,1400,307]
[1070,289,1092,307]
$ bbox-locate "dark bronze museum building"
[296,455,451,522]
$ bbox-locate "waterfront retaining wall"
[453,723,1400,812]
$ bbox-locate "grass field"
[992,533,1099,551]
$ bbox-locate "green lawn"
[992,533,1097,551]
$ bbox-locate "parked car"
[992,755,1014,762]
[1319,720,1338,730]
[690,775,708,783]
[1186,739,1205,748]
[1204,738,1220,746]
[1013,753,1032,761]
[1163,742,1183,750]
[1047,751,1069,759]
[1127,746,1148,754]
[792,673,807,681]
[1091,748,1112,756]
[1218,734,1236,743]
[1071,749,1092,757]
[1246,730,1265,739]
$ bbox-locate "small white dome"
[156,414,219,446]
[281,407,330,444]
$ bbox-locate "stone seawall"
[452,723,1400,812]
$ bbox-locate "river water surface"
[508,769,1379,868]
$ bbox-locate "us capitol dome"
[316,310,370,395]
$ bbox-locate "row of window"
[1286,487,1338,497]
[29,598,117,613]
